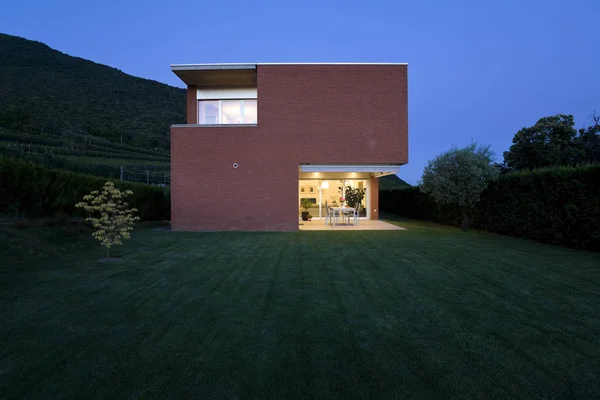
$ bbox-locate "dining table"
[330,206,358,226]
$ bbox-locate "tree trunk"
[461,208,469,232]
[106,248,110,260]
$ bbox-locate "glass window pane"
[221,100,242,124]
[299,180,321,219]
[198,101,219,124]
[244,100,257,124]
[345,179,367,216]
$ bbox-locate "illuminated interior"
[198,99,257,124]
[298,179,368,220]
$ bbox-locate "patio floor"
[299,219,406,231]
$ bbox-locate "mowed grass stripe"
[1,218,599,399]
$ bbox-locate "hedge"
[380,165,600,251]
[0,156,170,221]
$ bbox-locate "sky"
[1,0,599,184]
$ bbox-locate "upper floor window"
[198,99,257,125]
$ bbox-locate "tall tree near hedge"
[420,143,499,231]
[574,111,600,164]
[503,114,580,171]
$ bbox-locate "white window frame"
[198,99,256,125]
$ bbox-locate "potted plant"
[344,186,366,209]
[300,198,313,221]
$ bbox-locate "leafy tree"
[420,143,499,231]
[503,114,580,171]
[574,111,600,164]
[492,161,513,175]
[76,182,140,260]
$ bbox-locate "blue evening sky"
[2,0,598,184]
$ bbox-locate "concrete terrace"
[299,219,406,231]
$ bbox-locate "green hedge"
[0,157,170,221]
[380,165,600,251]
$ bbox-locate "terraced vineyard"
[0,128,171,184]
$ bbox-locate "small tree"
[420,143,499,231]
[76,181,140,259]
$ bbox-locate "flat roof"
[171,62,408,71]
[171,62,408,87]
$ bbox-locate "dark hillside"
[0,33,185,149]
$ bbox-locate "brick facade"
[171,64,408,231]
[186,86,197,124]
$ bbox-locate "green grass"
[1,218,599,399]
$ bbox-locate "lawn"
[1,218,599,399]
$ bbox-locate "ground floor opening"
[298,165,401,227]
[298,178,369,220]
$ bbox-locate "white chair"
[343,202,360,225]
[352,202,360,225]
[325,201,338,225]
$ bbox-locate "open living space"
[169,62,408,231]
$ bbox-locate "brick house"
[170,63,408,231]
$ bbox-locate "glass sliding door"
[343,179,368,217]
[299,180,321,219]
[299,178,369,220]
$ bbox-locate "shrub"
[0,156,169,221]
[380,165,600,251]
[76,182,140,259]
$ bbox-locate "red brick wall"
[186,86,197,124]
[170,126,299,231]
[171,64,408,230]
[370,177,379,220]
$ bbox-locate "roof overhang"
[300,164,401,177]
[171,64,257,88]
[170,62,408,87]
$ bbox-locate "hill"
[378,174,411,190]
[0,33,185,149]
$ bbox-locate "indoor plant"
[344,186,366,209]
[300,198,313,221]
